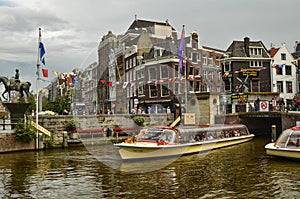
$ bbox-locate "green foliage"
[43,90,71,115]
[15,119,36,142]
[66,119,77,132]
[134,117,145,126]
[44,134,55,148]
[25,94,36,115]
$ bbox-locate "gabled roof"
[269,48,279,58]
[126,34,141,46]
[127,19,175,31]
[145,40,177,60]
[226,38,270,58]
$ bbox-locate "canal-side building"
[97,31,118,114]
[292,41,300,93]
[82,62,98,114]
[269,43,297,107]
[94,17,227,124]
[222,37,272,113]
[111,18,178,114]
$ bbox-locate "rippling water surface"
[0,138,300,199]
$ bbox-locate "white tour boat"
[265,126,300,160]
[114,124,254,160]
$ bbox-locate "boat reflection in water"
[265,126,300,160]
[115,124,254,161]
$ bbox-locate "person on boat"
[147,106,155,114]
[160,133,167,142]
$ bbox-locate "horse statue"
[0,76,31,101]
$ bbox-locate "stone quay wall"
[0,133,35,153]
[34,113,174,147]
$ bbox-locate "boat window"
[275,129,293,147]
[287,131,300,147]
[138,129,162,140]
[159,130,177,143]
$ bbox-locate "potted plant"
[134,117,145,126]
[66,119,78,139]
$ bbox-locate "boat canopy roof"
[177,124,248,134]
[275,126,300,148]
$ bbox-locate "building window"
[160,65,169,79]
[196,68,201,75]
[148,68,157,80]
[133,70,136,81]
[174,83,180,95]
[196,81,200,92]
[126,60,129,70]
[209,71,214,80]
[276,67,283,75]
[218,71,222,80]
[189,66,194,75]
[277,81,283,92]
[126,86,130,98]
[133,57,136,67]
[250,61,262,67]
[189,80,194,92]
[137,70,144,79]
[180,82,185,94]
[149,84,158,97]
[208,57,213,66]
[202,55,207,65]
[285,65,292,75]
[129,59,132,68]
[154,47,163,58]
[251,80,260,92]
[174,65,180,77]
[138,82,145,96]
[192,52,198,63]
[250,48,262,57]
[161,83,169,97]
[225,63,230,71]
[192,42,197,49]
[286,81,293,93]
[132,85,136,97]
[204,70,208,79]
[281,53,286,60]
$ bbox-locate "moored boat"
[265,126,300,160]
[114,124,254,160]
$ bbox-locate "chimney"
[244,37,250,57]
[192,31,198,43]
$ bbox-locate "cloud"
[0,0,300,93]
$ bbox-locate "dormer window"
[249,47,262,57]
[154,47,164,58]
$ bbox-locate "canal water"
[0,138,299,199]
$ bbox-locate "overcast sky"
[0,0,300,93]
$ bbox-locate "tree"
[44,89,72,115]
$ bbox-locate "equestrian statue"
[0,69,31,101]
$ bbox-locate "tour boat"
[265,126,300,160]
[114,124,254,160]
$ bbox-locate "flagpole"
[181,25,188,116]
[35,27,41,150]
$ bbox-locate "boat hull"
[115,135,254,160]
[265,143,300,160]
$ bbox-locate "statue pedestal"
[2,102,30,128]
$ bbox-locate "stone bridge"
[216,111,300,137]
